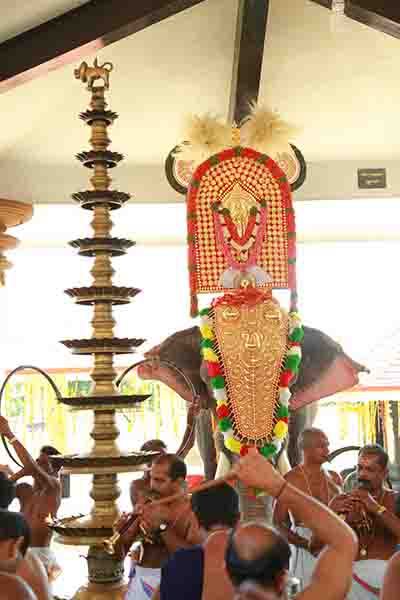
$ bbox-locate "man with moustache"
[115,453,200,600]
[330,444,400,600]
[273,428,342,588]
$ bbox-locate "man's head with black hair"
[140,439,167,453]
[0,510,31,560]
[357,444,389,492]
[37,445,61,476]
[40,445,60,457]
[358,444,388,469]
[140,440,167,483]
[0,473,16,509]
[191,482,239,531]
[150,454,187,497]
[225,522,291,598]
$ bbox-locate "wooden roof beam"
[310,0,333,8]
[0,0,206,94]
[345,1,400,40]
[228,0,269,125]
[310,1,400,40]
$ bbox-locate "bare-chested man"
[153,482,240,600]
[116,453,201,600]
[330,444,400,600]
[273,428,342,588]
[0,416,62,583]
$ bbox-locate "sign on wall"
[357,168,387,189]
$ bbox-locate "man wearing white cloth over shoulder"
[273,428,342,589]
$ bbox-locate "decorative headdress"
[183,106,304,459]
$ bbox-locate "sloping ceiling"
[0,0,90,43]
[0,0,399,207]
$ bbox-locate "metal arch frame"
[0,359,200,466]
[328,445,361,463]
[116,358,200,459]
[0,365,63,467]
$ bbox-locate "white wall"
[1,240,399,372]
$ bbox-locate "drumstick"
[144,470,237,508]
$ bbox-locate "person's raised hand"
[0,416,13,439]
[233,448,285,497]
[0,463,13,478]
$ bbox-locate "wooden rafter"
[345,1,400,40]
[0,0,206,93]
[310,0,400,40]
[310,0,333,8]
[228,0,269,125]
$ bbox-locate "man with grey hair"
[273,428,342,588]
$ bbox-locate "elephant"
[137,325,367,519]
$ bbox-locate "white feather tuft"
[174,114,232,165]
[241,104,300,157]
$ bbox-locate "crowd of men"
[0,415,399,600]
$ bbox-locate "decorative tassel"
[174,114,232,165]
[190,293,198,318]
[240,104,300,158]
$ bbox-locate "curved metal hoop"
[116,359,200,459]
[328,445,361,463]
[0,365,63,467]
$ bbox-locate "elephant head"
[138,325,366,408]
[137,325,367,473]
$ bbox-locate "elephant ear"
[289,326,368,410]
[155,326,212,406]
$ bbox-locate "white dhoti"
[125,563,161,600]
[289,526,317,591]
[347,559,386,600]
[30,546,62,583]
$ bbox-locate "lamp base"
[73,581,127,600]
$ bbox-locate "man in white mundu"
[273,428,342,589]
[330,444,400,599]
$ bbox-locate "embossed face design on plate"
[213,299,288,443]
